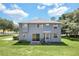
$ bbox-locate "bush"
[70,35,79,38]
[18,40,30,43]
[15,40,30,45]
[13,36,19,40]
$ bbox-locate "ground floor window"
[32,34,40,41]
[22,32,27,37]
[54,33,58,38]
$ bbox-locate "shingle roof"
[19,19,61,24]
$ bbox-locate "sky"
[0,3,79,23]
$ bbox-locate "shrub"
[16,40,30,45]
[13,36,19,40]
[70,35,79,38]
[18,40,30,43]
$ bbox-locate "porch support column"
[45,33,46,42]
[49,33,50,40]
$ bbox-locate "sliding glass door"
[32,34,40,41]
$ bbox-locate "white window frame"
[46,24,49,26]
[22,24,28,28]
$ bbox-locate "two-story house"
[19,19,61,44]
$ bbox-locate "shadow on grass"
[14,41,30,45]
[41,42,68,46]
[62,36,79,41]
[0,34,12,37]
[14,41,68,46]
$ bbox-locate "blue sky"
[0,3,79,23]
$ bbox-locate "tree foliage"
[0,18,17,33]
[59,9,79,37]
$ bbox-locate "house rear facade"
[19,19,61,44]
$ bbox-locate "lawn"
[0,35,79,56]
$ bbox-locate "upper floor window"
[53,24,58,29]
[54,27,57,29]
[40,24,43,28]
[53,24,58,27]
[20,24,22,28]
[37,24,39,28]
[46,24,49,26]
[22,24,28,28]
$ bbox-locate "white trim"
[43,31,51,33]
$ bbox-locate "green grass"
[0,34,18,40]
[0,35,79,56]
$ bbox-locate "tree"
[6,20,14,31]
[0,18,8,33]
[59,9,79,37]
[13,24,19,33]
[0,18,15,34]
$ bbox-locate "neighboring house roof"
[19,19,61,24]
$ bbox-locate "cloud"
[0,4,6,11]
[0,4,29,18]
[13,21,18,25]
[37,3,64,10]
[0,4,29,19]
[4,9,29,17]
[42,3,53,6]
[37,3,53,10]
[11,4,21,9]
[37,5,45,10]
[54,3,64,8]
[48,3,69,17]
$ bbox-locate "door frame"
[44,33,50,41]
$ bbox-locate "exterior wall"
[28,24,44,42]
[19,23,44,41]
[19,23,61,43]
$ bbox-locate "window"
[20,24,22,28]
[54,33,58,38]
[46,24,49,26]
[54,27,57,29]
[32,34,40,41]
[22,33,26,37]
[40,24,43,28]
[37,24,39,28]
[53,24,58,27]
[23,34,25,37]
[22,24,28,28]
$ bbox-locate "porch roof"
[43,31,51,33]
